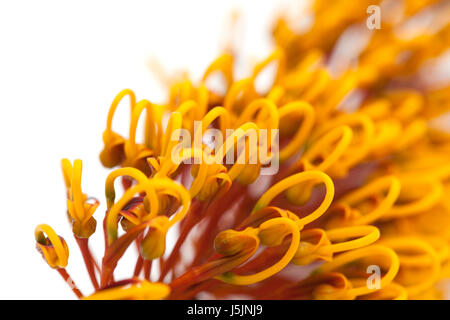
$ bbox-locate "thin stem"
[57,268,83,299]
[133,233,144,277]
[143,260,152,281]
[134,255,144,277]
[189,184,247,267]
[75,236,99,290]
[159,200,206,281]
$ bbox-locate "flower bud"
[292,228,332,265]
[258,219,296,247]
[35,224,69,269]
[214,228,259,256]
[285,180,314,206]
[311,273,353,300]
[140,216,169,260]
[72,217,97,239]
[100,131,126,168]
[67,198,98,238]
[237,163,261,185]
[192,163,228,201]
[123,144,154,176]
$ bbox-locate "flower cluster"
[35,0,450,300]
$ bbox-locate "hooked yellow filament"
[35,224,69,268]
[215,217,300,286]
[253,170,335,225]
[84,281,170,300]
[316,245,400,297]
[106,179,190,245]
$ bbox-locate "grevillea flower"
[35,0,450,300]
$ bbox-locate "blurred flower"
[35,0,450,300]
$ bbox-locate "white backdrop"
[0,0,302,299]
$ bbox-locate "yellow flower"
[35,224,69,269]
[61,159,98,238]
[84,280,170,300]
[35,0,450,300]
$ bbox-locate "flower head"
[35,0,450,300]
[61,159,98,238]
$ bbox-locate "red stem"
[57,268,83,299]
[159,200,207,281]
[75,236,99,290]
[134,255,144,277]
[189,184,247,267]
[143,260,152,281]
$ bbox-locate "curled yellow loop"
[252,48,286,92]
[382,179,444,220]
[121,100,156,173]
[235,98,279,133]
[100,89,136,168]
[312,113,375,177]
[329,175,401,226]
[317,72,358,119]
[62,159,98,238]
[379,237,440,297]
[215,217,300,286]
[253,170,335,226]
[358,282,408,300]
[161,111,182,159]
[325,225,381,254]
[163,147,210,198]
[202,53,234,91]
[35,224,69,269]
[176,100,204,132]
[299,125,353,172]
[195,106,231,145]
[277,101,315,161]
[105,89,137,136]
[315,245,400,297]
[223,78,257,117]
[285,125,351,205]
[106,182,159,244]
[217,122,260,182]
[158,142,231,201]
[168,78,196,108]
[106,178,190,245]
[104,167,149,208]
[234,99,279,169]
[293,225,380,265]
[127,99,157,151]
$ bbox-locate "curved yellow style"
[315,245,400,297]
[215,217,300,285]
[84,281,170,300]
[35,224,69,269]
[253,170,335,226]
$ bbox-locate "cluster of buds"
[36,0,450,299]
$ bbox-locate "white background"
[0,0,302,299]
